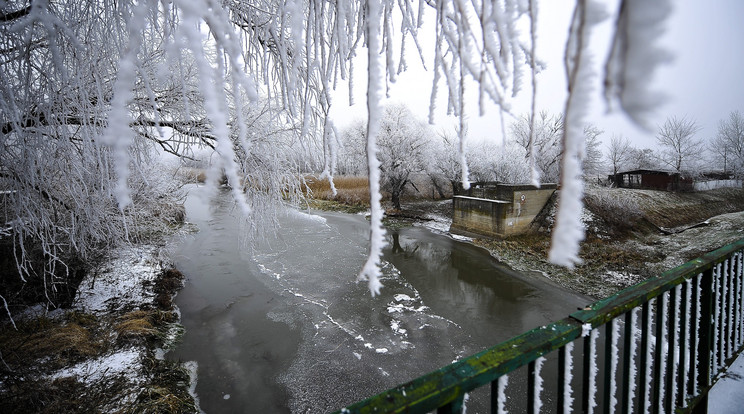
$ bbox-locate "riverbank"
[384,186,744,299]
[0,244,199,413]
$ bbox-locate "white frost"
[549,1,608,268]
[533,356,546,413]
[609,318,620,413]
[357,0,386,296]
[587,328,599,414]
[497,374,509,413]
[563,342,574,413]
[604,0,673,128]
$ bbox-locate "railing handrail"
[335,237,744,414]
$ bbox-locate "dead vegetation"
[304,175,370,208]
[0,267,196,413]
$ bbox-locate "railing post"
[692,267,715,414]
[437,394,464,414]
[582,334,592,414]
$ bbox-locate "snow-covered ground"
[0,243,199,412]
[73,245,163,313]
[710,352,744,413]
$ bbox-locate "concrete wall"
[451,196,510,238]
[450,183,556,238]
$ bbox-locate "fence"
[335,238,744,413]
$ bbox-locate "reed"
[305,175,371,206]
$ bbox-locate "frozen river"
[168,187,590,412]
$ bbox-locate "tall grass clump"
[304,176,370,207]
[584,188,644,235]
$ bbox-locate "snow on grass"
[51,348,142,385]
[73,245,162,313]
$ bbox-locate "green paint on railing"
[334,237,744,414]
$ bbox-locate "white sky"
[329,0,744,154]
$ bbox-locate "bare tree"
[606,135,632,175]
[712,110,744,177]
[627,147,659,170]
[655,116,704,172]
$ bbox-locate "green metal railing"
[336,238,744,413]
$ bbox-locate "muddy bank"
[0,245,198,413]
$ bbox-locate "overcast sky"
[330,0,744,154]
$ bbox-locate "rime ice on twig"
[604,0,672,128]
[549,0,607,268]
[357,0,385,297]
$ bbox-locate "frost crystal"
[582,323,593,337]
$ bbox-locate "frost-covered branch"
[548,0,607,268]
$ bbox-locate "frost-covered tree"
[344,104,430,210]
[337,121,368,176]
[510,111,564,183]
[656,116,704,172]
[606,135,632,175]
[424,129,461,197]
[1,0,674,302]
[712,110,744,177]
[467,142,531,184]
[582,124,604,178]
[627,147,659,170]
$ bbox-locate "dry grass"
[0,315,103,372]
[115,311,158,339]
[114,309,176,341]
[304,175,370,206]
[131,357,198,413]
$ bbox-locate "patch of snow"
[709,352,744,414]
[375,348,389,354]
[393,293,413,302]
[73,246,162,313]
[183,360,201,411]
[285,208,328,225]
[451,234,473,242]
[51,348,141,385]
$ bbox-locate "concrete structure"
[450,182,557,238]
